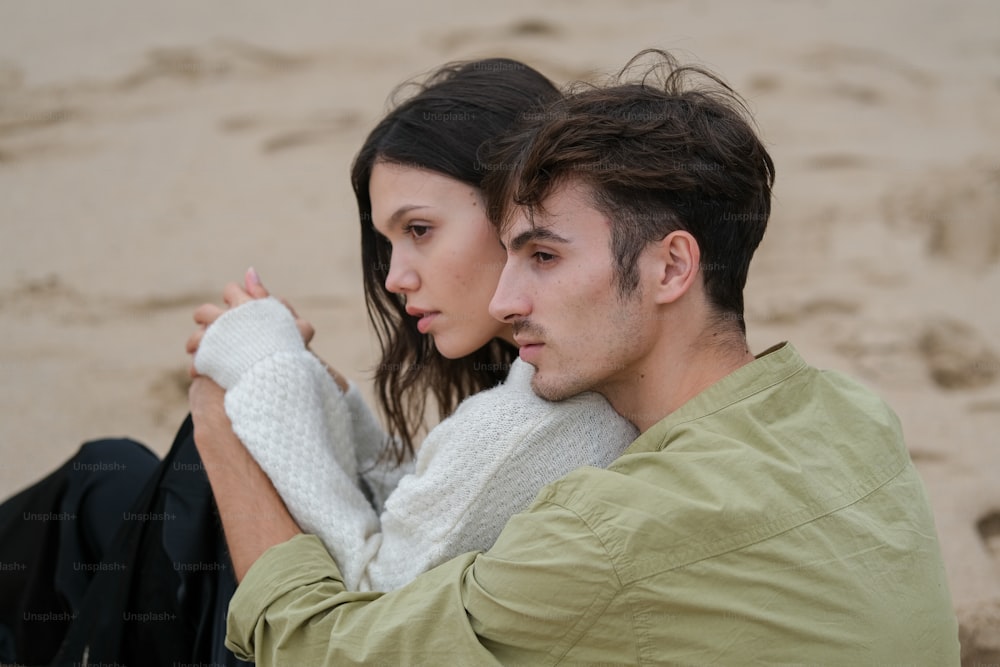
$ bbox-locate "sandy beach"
[1,0,998,660]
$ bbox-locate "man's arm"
[188,375,301,581]
[223,488,625,664]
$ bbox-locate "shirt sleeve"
[227,498,622,666]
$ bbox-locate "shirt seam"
[530,500,638,664]
[627,455,913,583]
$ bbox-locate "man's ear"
[648,230,700,305]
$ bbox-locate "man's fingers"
[193,303,223,326]
[186,327,204,354]
[297,320,316,346]
[278,297,299,318]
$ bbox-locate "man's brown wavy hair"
[484,50,775,333]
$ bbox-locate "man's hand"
[188,374,301,581]
[188,373,229,442]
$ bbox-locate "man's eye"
[534,251,555,263]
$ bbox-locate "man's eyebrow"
[508,227,571,252]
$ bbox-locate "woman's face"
[369,161,513,358]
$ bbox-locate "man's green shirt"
[227,342,959,665]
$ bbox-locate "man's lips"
[513,332,543,347]
[515,337,544,363]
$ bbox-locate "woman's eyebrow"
[385,205,431,231]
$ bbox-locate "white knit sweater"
[194,298,638,591]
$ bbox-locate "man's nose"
[489,259,530,323]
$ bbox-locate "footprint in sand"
[431,17,590,80]
[800,44,935,102]
[960,513,1000,662]
[115,40,311,89]
[918,318,1000,390]
[0,103,85,164]
[217,110,364,155]
[802,153,870,171]
[980,512,1000,561]
[437,16,560,51]
[260,111,364,154]
[825,315,999,392]
[885,160,1000,271]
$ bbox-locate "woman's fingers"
[191,273,314,353]
[222,281,253,308]
[245,266,270,299]
[187,274,262,375]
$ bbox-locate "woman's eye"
[403,224,430,239]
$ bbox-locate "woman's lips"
[416,312,439,334]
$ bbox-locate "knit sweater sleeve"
[193,298,381,589]
[342,382,414,514]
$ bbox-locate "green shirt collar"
[627,342,808,454]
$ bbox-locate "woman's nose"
[384,252,420,294]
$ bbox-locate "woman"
[0,57,636,665]
[189,58,638,593]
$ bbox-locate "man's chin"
[530,373,578,402]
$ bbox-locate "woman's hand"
[185,268,317,377]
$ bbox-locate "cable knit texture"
[194,297,638,591]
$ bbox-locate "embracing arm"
[224,492,625,664]
[188,376,300,582]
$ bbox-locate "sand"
[1,0,998,660]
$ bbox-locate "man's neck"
[606,329,755,433]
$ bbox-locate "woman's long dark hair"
[351,58,560,463]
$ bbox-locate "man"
[190,52,960,664]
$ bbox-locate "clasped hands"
[185,267,326,452]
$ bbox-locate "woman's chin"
[433,341,471,360]
[432,334,489,360]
